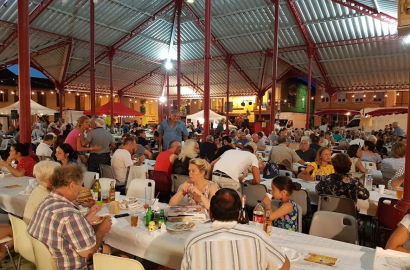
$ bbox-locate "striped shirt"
[181,221,287,270]
[27,191,96,270]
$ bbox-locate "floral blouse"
[273,200,298,232]
[315,173,370,203]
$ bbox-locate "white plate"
[19,191,31,196]
[166,222,195,232]
[281,247,301,262]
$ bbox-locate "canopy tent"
[83,102,144,117]
[0,99,57,115]
[186,110,225,121]
[313,109,361,116]
[366,107,408,117]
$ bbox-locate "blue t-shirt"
[159,120,189,150]
[237,138,249,145]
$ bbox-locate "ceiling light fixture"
[159,96,166,103]
[186,0,194,3]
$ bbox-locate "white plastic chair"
[99,178,116,191]
[309,211,358,244]
[291,189,311,217]
[171,174,190,193]
[0,235,14,269]
[30,235,58,270]
[0,139,9,151]
[9,214,35,269]
[278,170,295,178]
[83,171,97,189]
[297,204,302,233]
[126,179,155,199]
[361,161,376,170]
[93,253,144,270]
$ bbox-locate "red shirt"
[154,150,173,177]
[16,157,36,177]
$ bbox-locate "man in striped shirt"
[181,188,290,270]
[28,164,112,270]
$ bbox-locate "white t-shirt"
[111,149,133,185]
[399,214,410,249]
[213,150,259,181]
[35,142,52,157]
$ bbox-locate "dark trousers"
[88,153,111,173]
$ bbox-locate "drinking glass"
[396,187,404,199]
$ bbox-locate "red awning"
[313,109,361,116]
[366,107,408,117]
[83,102,144,117]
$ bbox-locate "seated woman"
[382,142,406,183]
[297,147,335,181]
[263,176,301,232]
[172,139,199,176]
[316,153,369,203]
[169,158,218,210]
[375,139,388,159]
[0,143,36,177]
[55,143,78,165]
[360,140,382,170]
[346,144,366,173]
[386,211,410,253]
[23,161,61,223]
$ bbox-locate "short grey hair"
[170,109,180,115]
[277,136,289,144]
[206,135,214,142]
[33,161,61,183]
[301,139,310,145]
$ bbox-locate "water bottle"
[365,169,373,191]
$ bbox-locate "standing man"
[158,110,188,151]
[392,122,404,139]
[28,165,112,270]
[269,136,305,171]
[274,120,281,131]
[86,117,116,173]
[216,119,225,134]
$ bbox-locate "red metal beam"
[270,0,280,123]
[0,0,54,56]
[327,0,397,25]
[63,1,174,86]
[183,2,259,94]
[177,0,182,111]
[118,66,163,95]
[203,0,212,140]
[32,41,70,58]
[286,0,334,92]
[59,39,72,84]
[90,0,96,115]
[335,84,410,91]
[179,72,204,95]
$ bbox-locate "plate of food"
[120,198,142,210]
[93,214,110,225]
[166,221,195,232]
[281,247,301,262]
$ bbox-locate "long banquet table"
[0,174,381,270]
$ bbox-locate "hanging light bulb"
[68,91,71,94]
[77,93,80,96]
[186,0,194,3]
[85,94,88,97]
[397,92,400,96]
[311,97,314,100]
[31,91,34,95]
[106,95,109,98]
[51,91,54,94]
[159,96,166,103]
[11,91,15,95]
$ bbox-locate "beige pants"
[212,174,241,192]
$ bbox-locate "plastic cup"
[130,213,138,227]
[379,185,385,194]
[115,191,121,201]
[396,187,404,199]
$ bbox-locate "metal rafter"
[30,58,58,86]
[183,2,260,94]
[179,72,204,95]
[0,0,54,56]
[336,84,410,91]
[286,0,333,93]
[63,1,174,86]
[327,0,397,25]
[118,66,163,95]
[59,39,73,84]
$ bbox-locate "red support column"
[109,48,115,124]
[18,0,31,144]
[58,84,64,117]
[394,71,410,218]
[203,0,211,140]
[90,0,96,115]
[176,0,182,111]
[225,59,231,135]
[306,51,313,129]
[167,73,170,118]
[258,95,263,120]
[270,0,280,126]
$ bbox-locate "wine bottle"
[92,173,101,201]
[109,181,115,202]
[238,195,249,224]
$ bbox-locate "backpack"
[263,160,279,179]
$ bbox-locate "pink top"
[64,129,80,151]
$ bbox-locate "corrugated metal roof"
[0,0,408,98]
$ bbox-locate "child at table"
[263,176,301,232]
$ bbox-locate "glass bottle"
[253,200,265,224]
[238,195,249,224]
[109,181,115,202]
[145,206,153,226]
[263,210,272,236]
[158,209,166,229]
[92,173,101,201]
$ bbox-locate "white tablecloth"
[260,178,396,216]
[105,218,375,270]
[0,176,34,217]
